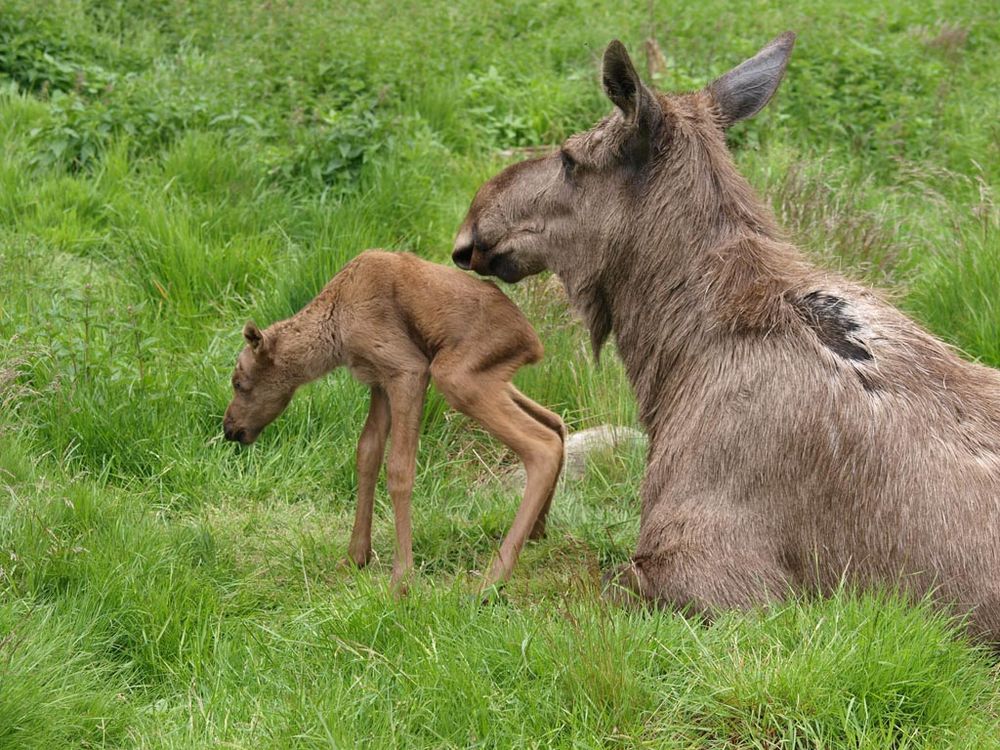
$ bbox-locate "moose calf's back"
[337,251,543,373]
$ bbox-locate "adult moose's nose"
[452,227,474,270]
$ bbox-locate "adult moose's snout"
[452,222,481,271]
[452,235,473,270]
[452,224,500,276]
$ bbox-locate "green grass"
[1,0,998,747]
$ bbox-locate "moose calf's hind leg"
[510,386,567,440]
[488,412,563,585]
[433,366,563,588]
[348,387,390,567]
[509,385,566,540]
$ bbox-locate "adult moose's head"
[453,33,795,354]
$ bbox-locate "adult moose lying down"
[452,33,1000,643]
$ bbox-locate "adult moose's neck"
[576,141,805,435]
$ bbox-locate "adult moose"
[452,33,1000,643]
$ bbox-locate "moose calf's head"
[453,33,796,284]
[223,321,297,445]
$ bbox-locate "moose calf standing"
[223,250,565,591]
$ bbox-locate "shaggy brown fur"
[223,250,565,591]
[452,34,1000,643]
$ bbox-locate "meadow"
[1,0,999,747]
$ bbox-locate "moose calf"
[223,250,565,591]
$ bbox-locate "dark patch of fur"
[794,291,873,362]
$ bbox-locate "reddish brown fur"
[453,35,1000,643]
[223,250,565,591]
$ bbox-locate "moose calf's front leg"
[385,374,428,595]
[348,387,390,567]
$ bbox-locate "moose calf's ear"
[243,320,266,352]
[707,31,795,127]
[602,40,646,125]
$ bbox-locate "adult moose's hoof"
[601,561,648,608]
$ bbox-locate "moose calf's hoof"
[478,580,509,607]
[390,570,412,598]
[346,546,373,568]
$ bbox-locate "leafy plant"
[464,65,543,148]
[270,93,385,195]
[0,9,115,97]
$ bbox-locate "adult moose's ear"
[602,40,652,127]
[243,320,268,355]
[707,31,795,127]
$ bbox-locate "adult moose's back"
[452,33,1000,644]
